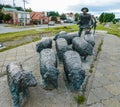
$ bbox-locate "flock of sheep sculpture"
[6,31,95,107]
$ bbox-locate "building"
[30,12,48,24]
[17,11,30,25]
[65,13,75,22]
[2,7,30,24]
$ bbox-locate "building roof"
[30,12,47,20]
[2,7,17,12]
[2,7,29,14]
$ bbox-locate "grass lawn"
[0,23,119,52]
[0,25,78,43]
[0,24,79,52]
[96,23,120,37]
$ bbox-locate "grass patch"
[96,23,120,38]
[0,24,78,43]
[89,64,94,73]
[0,24,78,52]
[97,39,103,54]
[0,71,7,77]
[0,30,47,42]
[74,95,86,105]
[94,39,104,62]
[89,39,104,73]
[96,24,108,31]
[0,37,41,52]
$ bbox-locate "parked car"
[64,19,73,23]
[0,43,3,48]
[48,21,55,26]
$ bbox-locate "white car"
[48,21,55,26]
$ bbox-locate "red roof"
[30,12,47,20]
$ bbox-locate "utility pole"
[23,0,29,27]
[23,0,26,27]
[13,0,16,24]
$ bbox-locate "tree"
[3,14,12,22]
[0,4,12,10]
[51,16,57,22]
[0,3,32,12]
[47,11,60,17]
[74,13,79,21]
[60,13,66,20]
[15,6,24,11]
[25,8,32,12]
[99,13,104,23]
[0,12,4,23]
[99,12,115,23]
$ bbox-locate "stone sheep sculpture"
[36,38,52,53]
[53,31,79,45]
[40,49,59,90]
[56,38,71,61]
[53,31,67,41]
[72,37,93,60]
[84,33,95,47]
[6,62,37,107]
[63,50,85,91]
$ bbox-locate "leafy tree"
[0,4,12,10]
[15,6,24,11]
[0,4,32,12]
[47,11,60,17]
[99,12,115,23]
[25,8,32,12]
[99,13,104,23]
[3,14,12,22]
[74,13,79,21]
[60,13,66,20]
[51,16,57,22]
[0,11,4,21]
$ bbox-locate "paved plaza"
[0,31,120,107]
[87,34,120,107]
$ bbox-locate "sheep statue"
[56,38,71,61]
[84,32,95,47]
[72,37,93,60]
[53,31,79,45]
[40,49,59,90]
[6,62,37,107]
[63,50,85,91]
[36,38,52,53]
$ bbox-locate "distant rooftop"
[2,7,17,12]
[2,7,29,13]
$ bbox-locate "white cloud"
[1,0,120,17]
[26,0,80,13]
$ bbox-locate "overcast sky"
[1,0,120,17]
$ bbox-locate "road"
[0,23,74,34]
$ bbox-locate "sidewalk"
[0,42,38,73]
[0,37,79,107]
[0,31,120,107]
[86,34,120,107]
